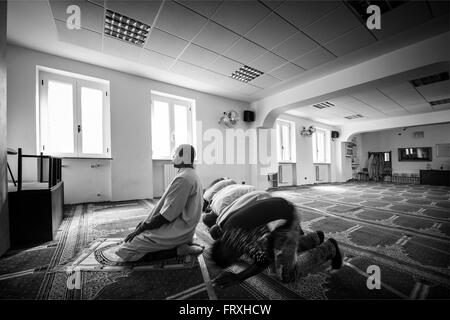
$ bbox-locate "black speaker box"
[331,131,340,139]
[243,110,255,122]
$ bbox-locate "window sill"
[279,161,296,164]
[313,163,331,165]
[62,156,113,160]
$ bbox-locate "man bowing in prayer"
[114,144,204,262]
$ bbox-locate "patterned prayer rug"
[268,182,450,299]
[1,182,449,299]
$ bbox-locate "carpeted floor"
[0,182,449,299]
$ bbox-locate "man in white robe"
[114,144,203,262]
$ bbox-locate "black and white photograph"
[0,0,449,311]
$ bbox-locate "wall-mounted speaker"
[331,131,340,139]
[243,110,255,122]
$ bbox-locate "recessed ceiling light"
[313,101,335,109]
[344,114,364,119]
[410,71,450,87]
[104,9,151,47]
[229,65,264,83]
[429,98,450,106]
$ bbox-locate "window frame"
[276,119,296,163]
[38,71,111,158]
[151,93,194,160]
[312,127,331,164]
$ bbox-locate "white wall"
[357,123,450,174]
[0,0,10,256]
[7,45,251,202]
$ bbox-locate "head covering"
[172,144,195,168]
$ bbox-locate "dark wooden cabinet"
[420,170,450,186]
[8,182,64,247]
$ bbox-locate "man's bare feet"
[177,243,204,256]
[188,242,205,249]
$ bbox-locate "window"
[312,128,331,163]
[151,92,194,159]
[39,71,110,157]
[276,119,295,162]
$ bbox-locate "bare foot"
[188,242,205,249]
[177,244,204,256]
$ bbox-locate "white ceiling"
[286,78,450,125]
[6,0,450,127]
[6,0,449,102]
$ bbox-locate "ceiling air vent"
[429,98,450,106]
[104,9,151,47]
[344,114,364,120]
[230,65,264,83]
[410,72,450,88]
[313,101,335,109]
[347,0,409,19]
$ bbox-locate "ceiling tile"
[207,56,242,76]
[260,0,284,10]
[223,38,266,64]
[384,109,410,117]
[105,0,161,26]
[275,0,340,30]
[221,77,260,93]
[102,35,142,61]
[140,49,175,69]
[193,68,230,85]
[323,25,375,56]
[54,19,102,51]
[269,63,304,80]
[246,13,297,49]
[329,96,358,105]
[239,84,262,96]
[249,74,282,89]
[193,21,240,54]
[341,101,384,117]
[271,32,318,60]
[416,80,450,102]
[248,51,287,73]
[351,90,402,112]
[145,29,188,58]
[378,83,428,107]
[429,0,450,17]
[155,1,207,41]
[49,0,104,33]
[211,1,270,35]
[178,0,222,17]
[404,103,433,114]
[170,60,206,78]
[303,5,361,44]
[292,47,334,70]
[372,1,432,40]
[179,44,219,67]
[170,60,227,86]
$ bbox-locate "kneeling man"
[114,144,203,262]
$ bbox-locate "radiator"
[164,164,178,189]
[315,165,327,181]
[278,163,293,184]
